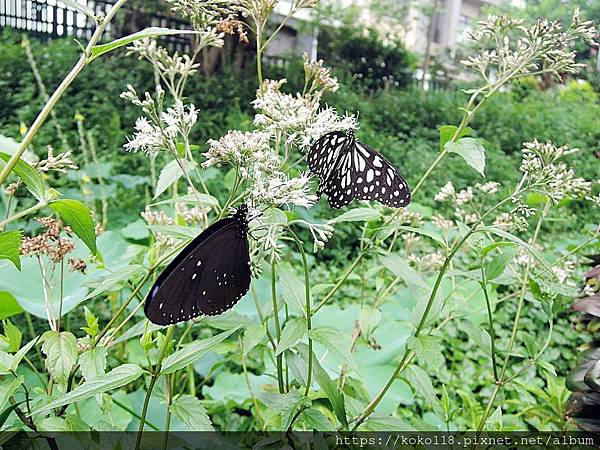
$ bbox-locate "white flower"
[431,214,453,232]
[123,117,169,158]
[203,130,279,174]
[476,181,500,195]
[162,100,198,136]
[434,181,455,202]
[251,170,317,209]
[455,187,474,205]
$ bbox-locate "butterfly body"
[308,130,411,209]
[144,205,251,325]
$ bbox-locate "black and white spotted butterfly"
[307,130,411,209]
[144,205,251,325]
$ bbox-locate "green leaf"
[407,335,445,373]
[0,292,23,320]
[309,326,358,372]
[49,199,97,255]
[242,323,266,355]
[438,125,472,151]
[82,306,98,337]
[537,359,557,377]
[279,266,308,316]
[485,406,503,431]
[395,225,446,248]
[31,364,145,416]
[161,327,241,374]
[445,137,486,176]
[151,193,220,208]
[0,401,24,429]
[0,152,47,201]
[485,247,518,280]
[329,207,381,223]
[481,227,553,275]
[154,159,197,199]
[0,320,22,353]
[40,331,78,385]
[170,394,214,431]
[0,231,22,270]
[35,416,71,432]
[379,253,428,291]
[301,408,334,430]
[0,337,40,374]
[403,364,440,409]
[61,0,96,19]
[83,265,145,300]
[0,376,23,412]
[89,27,198,61]
[311,356,348,429]
[275,318,306,356]
[79,346,107,381]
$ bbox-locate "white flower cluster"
[128,39,200,83]
[463,10,597,82]
[251,170,317,209]
[519,140,591,203]
[476,181,500,195]
[121,86,198,158]
[203,130,278,174]
[165,0,239,30]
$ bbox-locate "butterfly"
[144,204,251,325]
[307,130,411,209]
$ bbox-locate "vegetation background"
[0,0,598,443]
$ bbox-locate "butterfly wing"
[144,217,251,325]
[349,141,411,208]
[307,131,350,183]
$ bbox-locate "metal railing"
[0,0,193,52]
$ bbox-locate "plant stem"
[0,0,129,187]
[135,325,174,450]
[480,264,498,382]
[476,199,550,432]
[288,229,313,396]
[314,254,363,313]
[352,196,514,429]
[271,262,285,393]
[0,201,48,230]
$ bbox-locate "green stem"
[476,200,550,432]
[135,326,174,450]
[352,195,514,430]
[288,229,312,397]
[480,264,498,382]
[271,262,285,393]
[314,254,363,313]
[0,201,48,230]
[0,0,128,187]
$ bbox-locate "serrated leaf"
[481,227,553,275]
[311,356,348,429]
[329,207,381,223]
[438,125,472,151]
[379,253,428,290]
[309,326,357,372]
[154,159,197,199]
[79,346,107,381]
[0,231,22,270]
[485,247,517,280]
[40,331,78,385]
[170,394,214,431]
[31,364,145,415]
[403,364,440,409]
[0,152,47,201]
[0,320,21,353]
[301,408,333,430]
[279,266,308,316]
[407,335,444,372]
[445,137,485,176]
[90,28,198,61]
[161,327,240,374]
[83,265,145,300]
[275,318,306,355]
[0,376,23,413]
[49,199,97,255]
[243,323,266,355]
[395,225,446,248]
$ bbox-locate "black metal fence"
[0,0,194,52]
